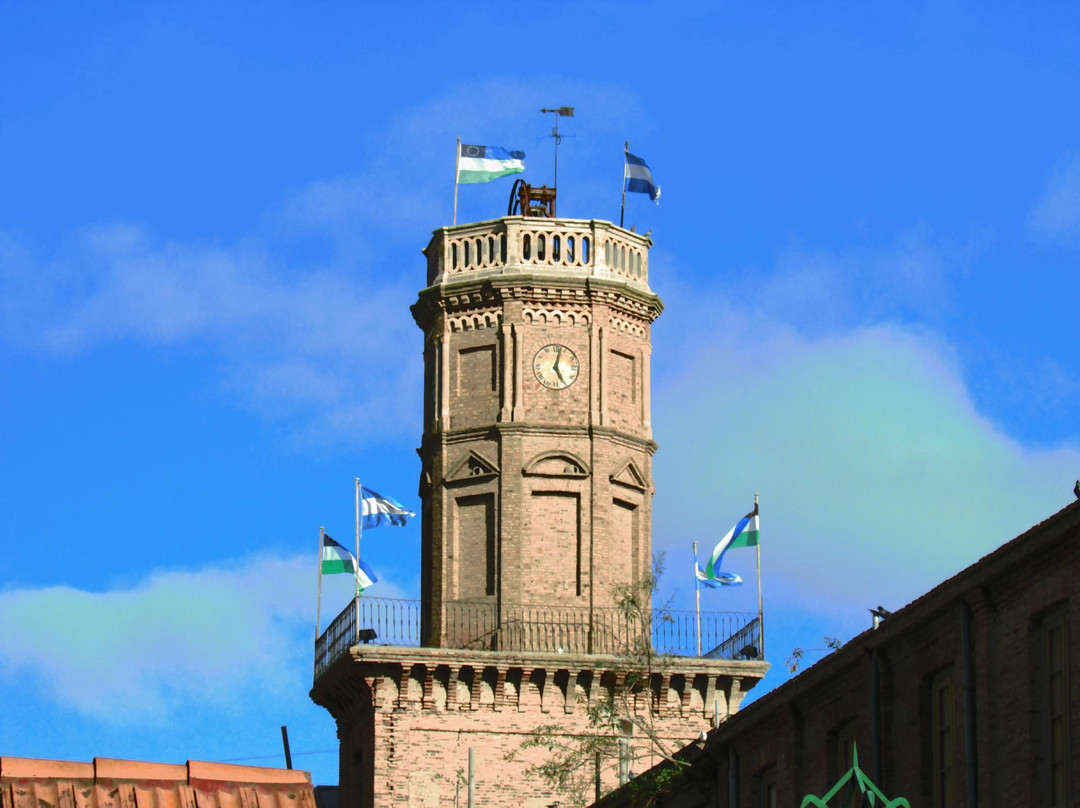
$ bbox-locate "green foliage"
[507,555,689,807]
[786,635,843,673]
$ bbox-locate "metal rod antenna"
[540,106,574,192]
[554,115,560,190]
[280,725,293,770]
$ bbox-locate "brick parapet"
[311,646,767,808]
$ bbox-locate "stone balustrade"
[425,217,651,289]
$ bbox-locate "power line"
[217,749,337,763]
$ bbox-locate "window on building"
[836,720,858,776]
[1043,613,1070,807]
[758,766,776,808]
[930,667,955,808]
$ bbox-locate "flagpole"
[355,478,363,597]
[355,478,363,645]
[693,540,701,657]
[620,141,628,228]
[315,526,325,643]
[755,492,763,659]
[453,137,460,226]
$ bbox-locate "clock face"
[533,344,580,389]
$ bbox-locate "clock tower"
[311,207,766,808]
[411,216,659,651]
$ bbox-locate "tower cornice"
[411,275,663,333]
[419,423,659,455]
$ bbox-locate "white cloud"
[652,225,982,351]
[652,303,1080,624]
[0,555,409,722]
[0,77,650,445]
[1030,152,1080,245]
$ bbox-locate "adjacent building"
[0,757,316,808]
[596,498,1080,808]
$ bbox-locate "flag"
[321,534,379,591]
[457,143,526,184]
[696,562,742,588]
[361,486,415,529]
[697,505,759,587]
[321,534,356,575]
[624,151,660,202]
[355,557,378,592]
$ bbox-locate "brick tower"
[311,213,767,808]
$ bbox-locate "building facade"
[310,214,767,808]
[597,500,1080,808]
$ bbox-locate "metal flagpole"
[693,540,702,657]
[755,492,763,659]
[315,526,325,642]
[453,137,460,226]
[620,141,628,228]
[355,478,363,595]
[355,478,363,644]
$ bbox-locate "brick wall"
[314,647,766,808]
[596,501,1080,808]
[413,269,661,630]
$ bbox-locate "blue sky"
[3,1,1080,787]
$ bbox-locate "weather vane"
[539,106,574,191]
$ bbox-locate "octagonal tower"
[411,217,659,651]
[311,213,766,808]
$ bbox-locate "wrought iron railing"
[314,597,760,680]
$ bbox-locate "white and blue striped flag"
[361,486,415,529]
[355,557,378,591]
[624,151,660,203]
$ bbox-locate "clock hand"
[554,363,566,384]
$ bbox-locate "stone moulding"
[522,450,591,478]
[610,461,649,492]
[445,450,500,484]
[310,645,767,722]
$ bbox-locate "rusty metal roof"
[0,757,315,808]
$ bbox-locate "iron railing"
[314,597,760,680]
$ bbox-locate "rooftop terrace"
[314,596,760,680]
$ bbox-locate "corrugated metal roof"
[0,757,315,808]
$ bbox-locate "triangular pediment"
[446,450,501,484]
[610,460,648,492]
[522,451,590,478]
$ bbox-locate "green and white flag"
[321,533,378,590]
[321,534,356,575]
[457,143,525,184]
[696,505,759,588]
